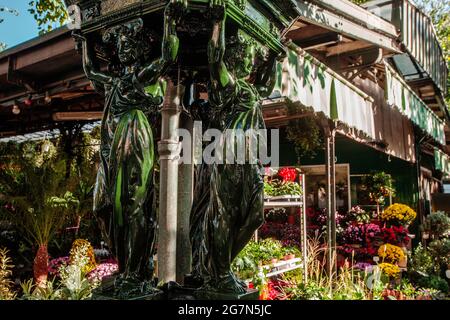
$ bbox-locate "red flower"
[381,225,409,246]
[278,168,297,182]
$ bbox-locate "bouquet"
[381,203,416,226]
[378,243,405,263]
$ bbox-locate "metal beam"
[292,0,400,53]
[308,0,398,37]
[297,33,343,50]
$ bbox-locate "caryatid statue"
[74,0,187,298]
[190,0,281,294]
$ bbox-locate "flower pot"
[287,216,296,225]
[283,254,295,261]
[397,257,407,268]
[398,247,408,268]
[270,258,278,264]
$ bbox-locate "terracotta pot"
[34,244,48,287]
[283,254,295,261]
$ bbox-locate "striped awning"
[385,63,446,145]
[435,148,450,177]
[272,47,376,139]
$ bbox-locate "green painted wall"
[277,131,419,209]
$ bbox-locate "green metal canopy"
[435,148,450,177]
[385,63,446,145]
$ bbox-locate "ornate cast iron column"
[158,79,183,284]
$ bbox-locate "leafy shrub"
[264,179,302,197]
[361,172,395,205]
[0,248,16,300]
[421,211,450,238]
[428,238,450,266]
[20,278,62,300]
[409,243,435,275]
[417,275,449,294]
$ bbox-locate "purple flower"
[87,262,119,282]
[354,262,373,272]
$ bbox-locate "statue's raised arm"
[74,33,113,86]
[254,50,284,98]
[207,0,236,92]
[136,0,187,86]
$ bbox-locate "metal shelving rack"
[262,173,308,282]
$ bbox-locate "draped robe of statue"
[76,1,185,297]
[190,1,279,293]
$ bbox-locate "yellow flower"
[379,263,401,278]
[381,203,416,225]
[69,239,97,274]
[378,243,405,263]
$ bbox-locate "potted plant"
[282,246,300,261]
[361,172,395,215]
[381,203,417,227]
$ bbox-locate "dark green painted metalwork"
[71,0,286,55]
[74,0,185,298]
[67,0,289,298]
[188,0,282,294]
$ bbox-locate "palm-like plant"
[0,140,86,287]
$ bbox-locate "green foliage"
[285,115,324,160]
[282,280,330,300]
[0,248,16,300]
[361,171,395,205]
[20,278,62,300]
[28,0,68,35]
[428,238,450,266]
[351,0,370,4]
[58,242,99,300]
[278,238,384,300]
[409,243,435,275]
[421,211,450,238]
[20,238,100,300]
[0,127,99,251]
[232,239,299,281]
[264,179,302,197]
[417,275,449,294]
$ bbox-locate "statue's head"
[103,18,150,67]
[224,31,259,79]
